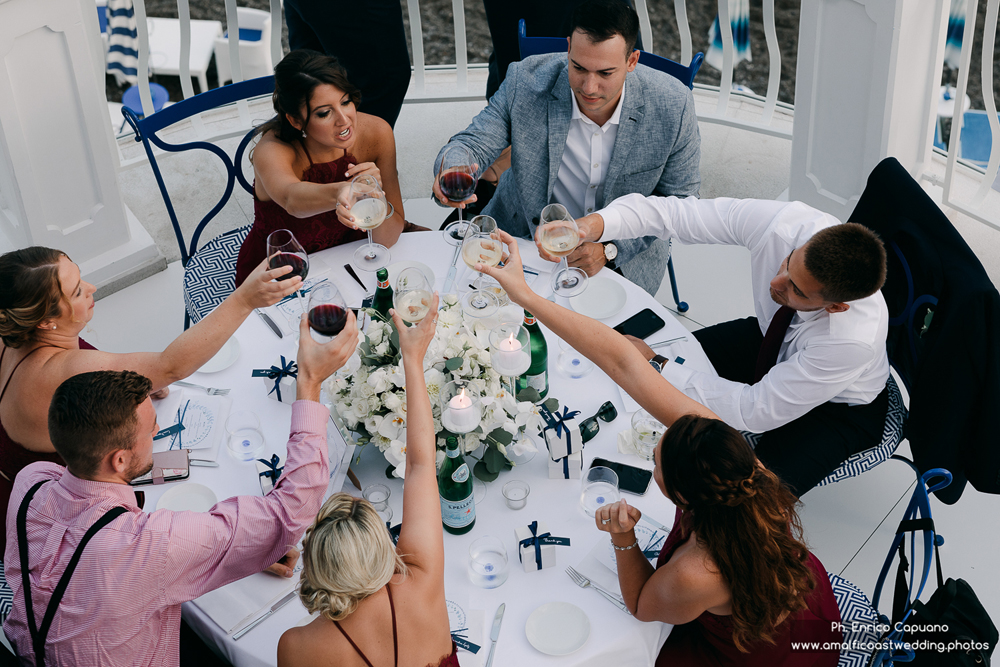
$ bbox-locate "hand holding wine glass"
[460,215,502,318]
[434,145,479,209]
[349,174,392,271]
[307,282,350,341]
[538,203,589,297]
[391,292,440,362]
[296,304,359,399]
[393,268,434,324]
[267,229,310,312]
[233,258,304,310]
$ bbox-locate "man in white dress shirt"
[432,0,701,296]
[563,195,890,496]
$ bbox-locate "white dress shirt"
[551,89,625,219]
[598,195,890,433]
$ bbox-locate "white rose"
[383,391,403,411]
[365,414,383,435]
[367,368,390,393]
[353,398,372,419]
[367,325,384,346]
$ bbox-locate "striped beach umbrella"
[944,0,966,70]
[706,0,751,72]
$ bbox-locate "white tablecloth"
[141,232,716,667]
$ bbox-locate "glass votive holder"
[488,324,531,377]
[631,409,666,461]
[376,505,393,528]
[468,536,509,589]
[363,484,391,511]
[440,380,483,434]
[226,411,265,461]
[580,466,620,517]
[502,480,530,510]
[557,338,595,379]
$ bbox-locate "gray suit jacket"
[435,53,701,295]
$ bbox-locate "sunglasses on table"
[579,401,618,444]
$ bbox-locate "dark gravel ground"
[109,0,998,129]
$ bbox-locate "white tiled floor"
[86,205,1000,622]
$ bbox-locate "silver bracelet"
[612,539,639,552]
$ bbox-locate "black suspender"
[16,480,127,666]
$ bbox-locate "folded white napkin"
[194,570,301,636]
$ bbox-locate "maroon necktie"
[753,305,795,383]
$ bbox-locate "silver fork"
[565,567,631,614]
[173,381,230,396]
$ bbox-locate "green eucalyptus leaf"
[516,387,541,403]
[542,397,560,412]
[487,427,513,446]
[473,460,499,482]
[445,357,464,372]
[390,328,400,351]
[484,445,507,474]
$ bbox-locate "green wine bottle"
[517,311,549,401]
[438,436,476,535]
[372,268,393,321]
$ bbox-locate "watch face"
[604,243,618,260]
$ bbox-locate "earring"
[52,325,57,330]
[302,130,307,138]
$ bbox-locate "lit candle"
[444,388,479,433]
[492,333,530,376]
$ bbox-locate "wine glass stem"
[473,272,483,291]
[366,230,376,259]
[558,257,569,276]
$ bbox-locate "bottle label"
[524,315,537,325]
[377,278,389,289]
[451,463,470,483]
[446,446,460,458]
[441,493,475,528]
[526,371,547,392]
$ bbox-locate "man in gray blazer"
[433,0,700,295]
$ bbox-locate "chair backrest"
[121,75,274,266]
[955,109,996,167]
[214,7,273,84]
[516,19,703,90]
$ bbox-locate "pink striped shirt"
[3,400,331,666]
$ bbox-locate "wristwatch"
[649,354,668,373]
[603,242,619,269]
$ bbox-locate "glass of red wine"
[438,145,479,242]
[307,282,349,342]
[267,229,310,314]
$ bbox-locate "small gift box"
[256,454,284,494]
[539,404,582,460]
[251,355,298,404]
[547,451,583,479]
[515,521,570,572]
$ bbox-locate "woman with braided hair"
[596,415,842,666]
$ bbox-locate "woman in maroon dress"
[596,416,842,667]
[0,247,300,552]
[235,50,406,286]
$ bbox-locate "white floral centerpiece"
[323,295,543,481]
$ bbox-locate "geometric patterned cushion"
[183,224,251,325]
[828,572,880,667]
[817,375,907,487]
[742,375,907,487]
[0,561,11,623]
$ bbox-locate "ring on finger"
[601,518,611,525]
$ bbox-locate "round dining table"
[141,231,717,667]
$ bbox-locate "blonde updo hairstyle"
[299,493,408,622]
[0,247,68,348]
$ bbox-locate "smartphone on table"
[590,457,653,495]
[613,308,666,340]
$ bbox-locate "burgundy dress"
[655,508,842,667]
[0,338,96,554]
[234,149,367,287]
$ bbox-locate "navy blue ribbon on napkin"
[451,630,481,654]
[153,423,185,441]
[277,278,328,306]
[539,405,581,458]
[643,532,666,559]
[251,356,298,402]
[517,521,571,569]
[169,400,191,450]
[257,454,283,485]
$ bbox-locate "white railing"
[123,0,794,140]
[939,0,1000,231]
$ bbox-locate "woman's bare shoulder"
[356,112,394,159]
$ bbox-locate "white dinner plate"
[387,261,435,290]
[569,277,627,320]
[155,482,218,512]
[198,337,240,374]
[525,602,590,656]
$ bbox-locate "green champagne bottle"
[438,436,476,535]
[517,311,549,401]
[372,268,393,321]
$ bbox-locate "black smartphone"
[590,457,653,496]
[613,308,666,340]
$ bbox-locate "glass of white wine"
[538,203,588,297]
[392,268,433,324]
[460,215,502,318]
[349,174,393,271]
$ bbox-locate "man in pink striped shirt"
[3,313,359,666]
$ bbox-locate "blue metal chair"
[516,19,703,313]
[122,76,274,328]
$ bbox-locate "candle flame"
[459,388,466,398]
[507,332,516,345]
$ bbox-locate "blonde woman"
[278,293,459,667]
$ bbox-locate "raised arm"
[253,132,348,218]
[390,295,445,576]
[479,232,717,427]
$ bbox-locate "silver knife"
[650,336,687,348]
[442,242,463,294]
[484,603,505,667]
[256,309,283,339]
[233,590,298,640]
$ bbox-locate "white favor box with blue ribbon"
[539,404,583,460]
[514,520,571,572]
[256,454,283,495]
[547,450,583,479]
[251,355,298,404]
